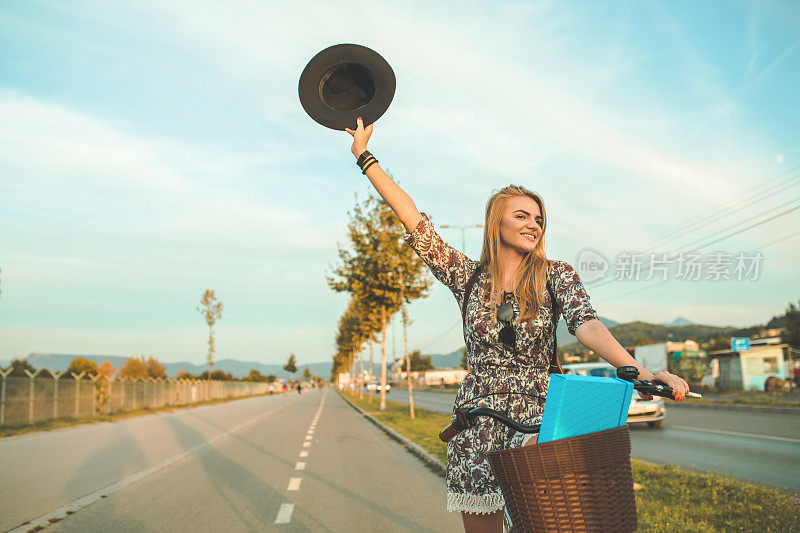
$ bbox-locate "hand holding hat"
[344,117,373,158]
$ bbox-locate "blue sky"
[1,0,799,366]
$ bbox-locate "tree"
[244,369,267,382]
[197,289,223,384]
[327,191,431,411]
[98,360,116,378]
[95,360,116,413]
[408,350,434,371]
[119,356,149,379]
[770,300,800,349]
[177,370,197,379]
[198,369,235,380]
[284,354,297,376]
[704,335,731,352]
[303,367,311,380]
[5,359,36,377]
[632,336,653,347]
[68,357,99,376]
[146,356,167,379]
[460,347,470,371]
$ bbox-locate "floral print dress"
[404,213,599,514]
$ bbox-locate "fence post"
[90,373,102,416]
[25,369,42,424]
[53,371,63,420]
[72,371,85,418]
[120,377,126,413]
[0,368,10,426]
[107,377,113,415]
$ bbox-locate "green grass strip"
[343,391,799,532]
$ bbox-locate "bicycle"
[439,365,701,532]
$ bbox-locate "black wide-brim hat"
[299,44,396,131]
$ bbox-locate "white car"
[561,363,666,428]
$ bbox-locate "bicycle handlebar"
[438,365,701,443]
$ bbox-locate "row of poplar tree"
[327,191,431,415]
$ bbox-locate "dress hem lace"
[446,491,505,514]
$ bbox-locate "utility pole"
[439,223,484,253]
[400,270,415,419]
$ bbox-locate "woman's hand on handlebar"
[650,371,689,400]
[345,117,373,158]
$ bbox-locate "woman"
[345,118,689,532]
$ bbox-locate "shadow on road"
[175,392,438,531]
[60,424,148,531]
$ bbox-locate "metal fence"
[0,368,274,426]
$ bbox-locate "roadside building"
[393,367,469,386]
[420,368,468,386]
[709,344,789,391]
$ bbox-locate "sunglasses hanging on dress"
[497,293,516,348]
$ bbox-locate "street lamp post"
[439,223,484,253]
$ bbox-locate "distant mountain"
[429,348,465,368]
[663,317,694,327]
[560,321,738,353]
[15,353,337,380]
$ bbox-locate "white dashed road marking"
[274,503,295,524]
[273,390,327,525]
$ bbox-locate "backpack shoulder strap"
[546,269,563,374]
[461,262,483,339]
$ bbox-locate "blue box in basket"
[537,374,633,443]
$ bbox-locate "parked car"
[561,363,666,428]
[367,381,391,392]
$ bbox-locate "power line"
[420,319,461,351]
[670,196,800,252]
[644,165,800,249]
[591,199,800,292]
[599,223,800,303]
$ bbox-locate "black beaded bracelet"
[356,150,373,167]
[358,155,376,170]
[361,158,378,174]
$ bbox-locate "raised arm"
[345,117,421,233]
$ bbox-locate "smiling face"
[498,195,544,255]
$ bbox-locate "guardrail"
[0,369,276,426]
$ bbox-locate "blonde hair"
[479,185,550,322]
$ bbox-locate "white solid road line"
[295,462,306,470]
[299,450,309,458]
[274,503,295,524]
[302,442,311,447]
[8,396,296,533]
[671,425,800,443]
[287,477,302,491]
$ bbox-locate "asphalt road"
[1,389,461,532]
[386,389,800,493]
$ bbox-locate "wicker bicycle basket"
[486,425,637,533]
